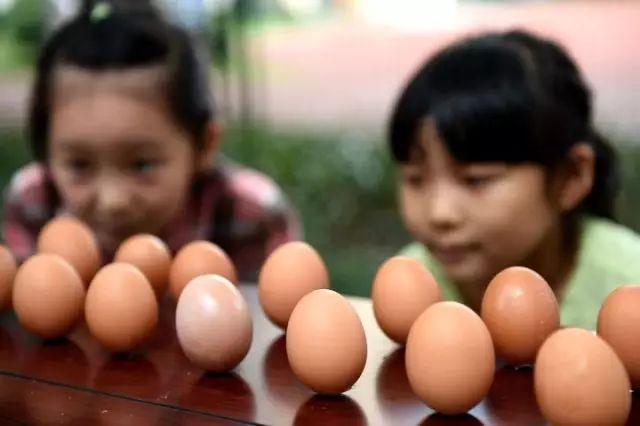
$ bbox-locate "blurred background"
[0,0,638,296]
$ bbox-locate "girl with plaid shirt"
[2,2,300,281]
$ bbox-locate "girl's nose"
[95,178,130,219]
[426,182,463,231]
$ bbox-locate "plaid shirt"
[2,161,301,281]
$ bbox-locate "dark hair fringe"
[388,30,619,220]
[28,0,213,161]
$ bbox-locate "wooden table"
[0,285,637,425]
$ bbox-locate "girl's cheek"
[52,176,95,214]
[399,190,425,237]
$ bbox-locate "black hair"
[29,0,213,161]
[389,30,619,220]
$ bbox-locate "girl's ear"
[197,121,222,171]
[557,143,595,213]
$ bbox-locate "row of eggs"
[0,216,638,424]
[375,259,638,425]
[271,251,639,425]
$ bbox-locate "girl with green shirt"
[388,30,640,330]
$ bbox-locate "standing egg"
[598,285,640,388]
[176,274,252,372]
[406,301,495,415]
[85,263,158,352]
[13,254,85,339]
[286,289,367,394]
[169,241,237,300]
[37,216,101,285]
[481,266,559,365]
[535,328,631,425]
[258,241,329,330]
[372,256,440,344]
[115,234,172,299]
[0,245,17,311]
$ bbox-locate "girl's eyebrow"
[56,138,162,151]
[54,140,92,152]
[459,162,509,171]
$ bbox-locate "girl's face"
[48,67,211,256]
[399,121,564,289]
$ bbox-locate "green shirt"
[400,216,640,330]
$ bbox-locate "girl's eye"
[66,158,92,174]
[462,173,499,188]
[131,159,160,174]
[403,172,425,187]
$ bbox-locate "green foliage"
[6,0,46,47]
[0,128,30,199]
[616,143,640,232]
[0,0,47,70]
[221,124,409,296]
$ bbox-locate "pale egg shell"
[0,245,17,311]
[481,266,559,366]
[37,216,101,285]
[372,256,440,344]
[176,274,252,372]
[598,285,640,388]
[169,241,237,300]
[13,254,85,339]
[286,289,367,394]
[258,241,329,329]
[115,234,172,299]
[406,301,495,415]
[534,328,631,425]
[85,263,158,352]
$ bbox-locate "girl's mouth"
[429,242,478,265]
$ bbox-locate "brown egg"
[286,289,367,394]
[372,256,440,344]
[115,234,172,299]
[481,266,559,366]
[13,254,85,339]
[169,241,237,300]
[85,263,158,352]
[535,328,631,425]
[598,285,640,388]
[0,245,17,311]
[258,241,330,330]
[175,274,252,371]
[406,301,495,415]
[37,216,101,285]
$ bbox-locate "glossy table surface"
[0,284,637,425]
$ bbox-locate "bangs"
[432,80,537,164]
[58,16,169,70]
[390,34,565,165]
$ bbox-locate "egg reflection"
[628,392,640,426]
[263,335,310,407]
[180,372,255,422]
[376,348,423,419]
[294,394,367,426]
[421,413,484,426]
[486,366,544,425]
[377,348,417,401]
[0,325,19,366]
[93,354,161,400]
[24,338,90,384]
